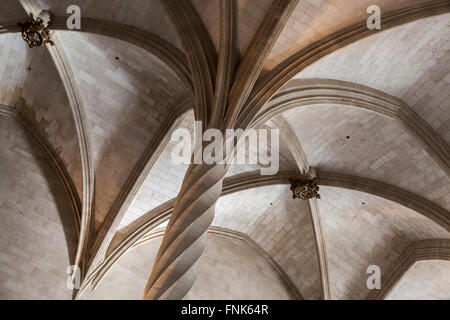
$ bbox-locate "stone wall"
[82,232,294,300]
[0,32,83,202]
[284,104,450,211]
[386,260,450,300]
[57,31,189,227]
[119,111,194,229]
[0,116,77,299]
[0,0,27,21]
[34,0,183,50]
[318,186,450,300]
[265,0,426,70]
[213,185,322,299]
[295,14,450,144]
[192,0,274,55]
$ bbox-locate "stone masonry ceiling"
[0,0,448,301]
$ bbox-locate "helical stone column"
[142,162,227,299]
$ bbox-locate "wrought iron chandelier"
[18,15,54,48]
[289,177,321,200]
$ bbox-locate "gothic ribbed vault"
[0,0,449,300]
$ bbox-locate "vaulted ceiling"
[0,0,449,300]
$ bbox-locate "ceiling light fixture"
[18,13,54,48]
[289,177,321,200]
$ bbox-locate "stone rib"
[143,163,226,299]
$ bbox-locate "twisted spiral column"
[142,162,227,299]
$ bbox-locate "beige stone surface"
[18,47,83,200]
[0,116,76,299]
[225,138,296,177]
[82,232,293,300]
[0,32,83,205]
[0,0,449,300]
[118,111,194,229]
[119,110,296,229]
[265,0,426,70]
[0,33,30,108]
[295,14,450,144]
[34,0,183,49]
[386,260,450,300]
[191,0,220,51]
[192,0,274,55]
[283,105,450,211]
[213,185,322,299]
[0,0,28,21]
[318,186,449,300]
[235,0,274,55]
[57,31,189,227]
